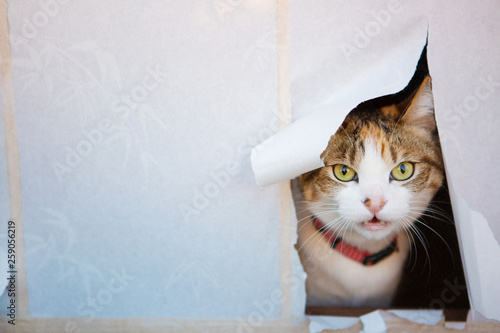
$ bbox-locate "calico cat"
[295,76,444,307]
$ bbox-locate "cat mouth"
[360,218,389,231]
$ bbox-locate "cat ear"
[400,76,436,131]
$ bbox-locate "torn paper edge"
[251,19,428,187]
[308,309,444,333]
[445,181,500,322]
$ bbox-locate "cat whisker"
[410,199,453,211]
[299,217,349,272]
[400,220,418,270]
[296,210,341,233]
[326,217,351,271]
[320,218,347,271]
[407,200,454,223]
[402,216,433,280]
[296,215,345,253]
[412,219,455,269]
[422,207,455,223]
[296,209,335,224]
[407,206,455,225]
[410,209,455,225]
[418,212,454,225]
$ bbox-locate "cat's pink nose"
[363,197,386,215]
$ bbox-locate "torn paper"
[252,8,428,186]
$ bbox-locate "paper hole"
[294,45,470,320]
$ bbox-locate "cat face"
[299,77,444,242]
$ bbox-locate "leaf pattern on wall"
[165,261,220,301]
[24,208,107,298]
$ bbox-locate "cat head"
[298,76,444,244]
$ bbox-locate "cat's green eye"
[391,162,414,181]
[333,164,357,182]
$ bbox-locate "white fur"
[295,138,435,307]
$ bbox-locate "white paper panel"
[426,0,500,240]
[426,0,500,321]
[7,0,282,319]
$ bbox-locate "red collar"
[312,216,398,266]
